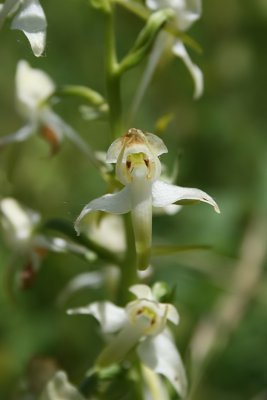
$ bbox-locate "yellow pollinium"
[135,306,157,327]
[126,152,151,181]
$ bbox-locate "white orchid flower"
[75,128,220,270]
[0,61,97,160]
[0,0,47,57]
[68,284,187,399]
[146,0,203,98]
[0,198,88,284]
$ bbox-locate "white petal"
[74,187,131,235]
[152,180,220,213]
[0,197,40,244]
[144,131,168,156]
[175,0,202,31]
[172,40,203,99]
[165,304,179,325]
[58,272,104,305]
[16,60,54,117]
[11,0,47,57]
[129,284,154,300]
[96,321,146,367]
[0,123,35,148]
[106,128,167,164]
[40,370,85,400]
[137,329,187,399]
[145,0,201,31]
[67,301,126,334]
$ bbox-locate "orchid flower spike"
[0,0,47,57]
[0,61,96,161]
[68,284,187,399]
[75,128,220,270]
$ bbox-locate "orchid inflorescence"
[0,0,222,399]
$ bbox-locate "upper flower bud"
[106,128,168,185]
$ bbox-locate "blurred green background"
[1,0,267,399]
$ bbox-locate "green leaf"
[152,244,211,256]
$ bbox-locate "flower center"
[127,299,167,336]
[126,152,151,181]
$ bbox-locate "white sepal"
[129,284,154,300]
[152,179,220,213]
[172,40,203,99]
[74,187,131,235]
[67,301,127,334]
[0,123,35,148]
[164,303,180,325]
[16,60,54,117]
[137,329,188,399]
[11,0,47,57]
[0,197,40,249]
[58,271,104,305]
[146,0,201,31]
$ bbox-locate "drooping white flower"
[0,197,88,284]
[0,0,47,57]
[75,128,220,270]
[147,0,203,98]
[68,284,187,399]
[0,61,97,161]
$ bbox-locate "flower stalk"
[105,7,123,138]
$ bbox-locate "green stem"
[113,0,202,53]
[117,214,137,305]
[105,7,123,138]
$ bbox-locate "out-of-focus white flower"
[75,128,220,270]
[40,370,86,400]
[68,284,187,399]
[0,197,88,281]
[146,0,203,98]
[0,61,96,160]
[0,0,47,57]
[80,214,126,253]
